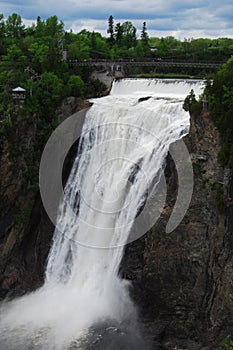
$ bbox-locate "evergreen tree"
[0,14,5,55]
[141,21,149,47]
[5,13,25,38]
[107,15,115,47]
[115,23,123,46]
[0,14,5,38]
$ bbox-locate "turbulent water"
[0,79,204,349]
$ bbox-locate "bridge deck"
[68,59,223,69]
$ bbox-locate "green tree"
[133,42,145,58]
[224,336,233,350]
[68,30,91,60]
[183,89,202,116]
[189,38,211,60]
[34,16,45,38]
[0,14,6,55]
[5,13,25,38]
[0,14,5,38]
[67,75,85,97]
[107,15,115,47]
[206,57,233,167]
[141,22,149,46]
[115,23,123,46]
[68,39,90,60]
[121,21,137,49]
[35,72,63,114]
[44,15,64,38]
[163,36,179,49]
[29,42,50,71]
[2,44,26,63]
[90,32,109,58]
[157,37,169,56]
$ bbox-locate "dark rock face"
[122,111,233,349]
[0,111,47,295]
[0,98,90,297]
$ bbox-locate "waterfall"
[0,78,204,349]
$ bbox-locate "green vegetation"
[183,89,202,117]
[205,57,233,167]
[148,36,233,62]
[182,55,233,170]
[0,12,232,69]
[0,13,92,196]
[224,336,233,350]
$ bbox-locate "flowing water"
[0,79,204,349]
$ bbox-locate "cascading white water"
[0,79,204,349]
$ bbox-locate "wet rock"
[138,96,152,103]
[122,111,233,349]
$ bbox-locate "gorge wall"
[0,97,91,297]
[122,110,233,349]
[0,96,232,349]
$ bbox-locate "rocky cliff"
[122,110,233,349]
[0,97,91,298]
[0,99,232,349]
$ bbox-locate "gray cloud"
[1,0,233,39]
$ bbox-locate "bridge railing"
[68,58,224,69]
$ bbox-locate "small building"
[12,86,26,102]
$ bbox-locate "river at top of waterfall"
[0,79,205,350]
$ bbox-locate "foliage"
[205,56,233,167]
[87,79,107,97]
[5,13,25,38]
[113,21,137,49]
[183,89,202,117]
[141,22,149,54]
[66,75,86,97]
[107,15,115,47]
[224,336,233,350]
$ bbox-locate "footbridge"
[68,58,223,73]
[68,58,224,88]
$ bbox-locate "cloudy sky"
[1,0,233,39]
